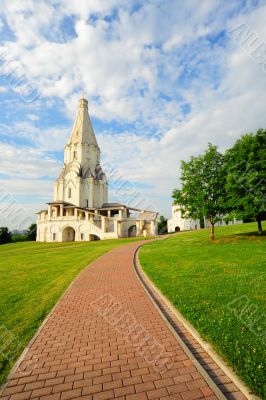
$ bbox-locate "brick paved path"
[0,241,244,400]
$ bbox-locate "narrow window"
[53,233,56,241]
[86,199,89,208]
[68,188,71,198]
[81,233,84,240]
[73,151,77,159]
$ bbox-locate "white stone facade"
[53,98,108,209]
[36,99,158,242]
[167,205,200,232]
[167,205,242,233]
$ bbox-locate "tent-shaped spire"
[68,98,98,146]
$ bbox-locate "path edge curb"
[133,241,261,400]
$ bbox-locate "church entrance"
[89,234,100,241]
[128,225,137,237]
[62,227,76,242]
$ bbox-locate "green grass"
[139,223,266,398]
[0,237,143,386]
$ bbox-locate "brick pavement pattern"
[0,241,244,400]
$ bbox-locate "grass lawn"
[0,237,143,386]
[139,222,266,398]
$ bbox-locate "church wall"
[88,179,94,208]
[53,183,58,202]
[119,219,142,237]
[54,180,64,202]
[82,144,100,167]
[37,213,157,242]
[54,170,107,209]
[167,205,243,232]
[167,205,200,232]
[58,181,64,201]
[64,144,71,164]
[37,98,157,242]
[65,143,86,164]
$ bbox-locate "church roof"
[68,98,98,146]
[101,203,125,208]
[138,211,158,221]
[47,201,73,206]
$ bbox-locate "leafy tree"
[27,223,37,241]
[12,234,27,242]
[172,144,227,240]
[0,227,12,245]
[158,215,168,234]
[225,129,266,235]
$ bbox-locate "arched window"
[68,188,71,198]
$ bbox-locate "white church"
[167,204,242,233]
[36,98,158,242]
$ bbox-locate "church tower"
[53,98,108,208]
[37,98,158,242]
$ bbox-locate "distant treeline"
[0,223,36,245]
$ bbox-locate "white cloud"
[163,34,183,53]
[0,0,265,222]
[27,113,39,121]
[0,0,244,122]
[58,0,125,19]
[98,4,266,216]
[0,142,61,178]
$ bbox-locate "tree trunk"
[210,223,215,240]
[257,217,263,235]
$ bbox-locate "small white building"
[167,205,200,232]
[36,98,158,242]
[167,204,242,233]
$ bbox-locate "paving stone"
[0,241,247,400]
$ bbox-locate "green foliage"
[225,129,266,234]
[172,144,227,239]
[158,215,168,234]
[12,234,27,243]
[10,223,37,242]
[0,227,12,245]
[139,222,266,397]
[26,223,37,241]
[173,130,266,237]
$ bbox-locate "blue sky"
[0,0,266,229]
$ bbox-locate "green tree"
[158,215,168,234]
[27,223,37,241]
[172,144,227,240]
[0,227,12,245]
[225,129,266,235]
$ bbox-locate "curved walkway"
[0,241,247,400]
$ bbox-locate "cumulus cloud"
[0,0,265,222]
[0,142,61,178]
